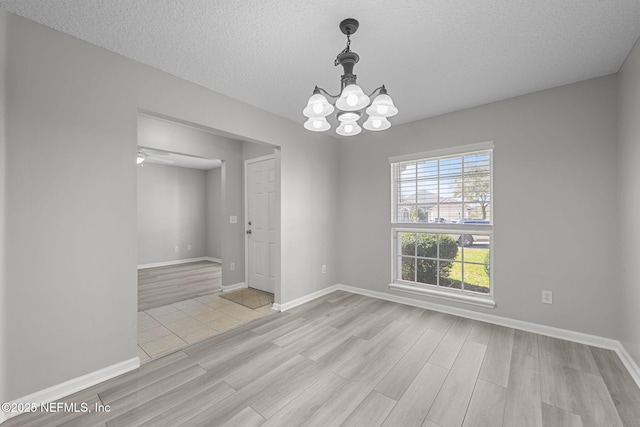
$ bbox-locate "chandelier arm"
[366,86,385,99]
[315,86,341,100]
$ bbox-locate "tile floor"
[138,292,274,362]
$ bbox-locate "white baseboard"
[277,286,341,312]
[221,282,247,292]
[614,342,640,388]
[137,257,220,270]
[340,284,619,349]
[279,283,640,389]
[1,357,139,424]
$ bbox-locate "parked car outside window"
[452,219,490,246]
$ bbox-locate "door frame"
[244,154,276,294]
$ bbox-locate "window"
[390,144,494,307]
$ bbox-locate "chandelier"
[303,18,398,137]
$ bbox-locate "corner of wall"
[205,167,222,260]
[617,35,640,372]
[0,5,8,408]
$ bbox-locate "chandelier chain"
[334,34,351,66]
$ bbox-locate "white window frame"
[389,142,495,308]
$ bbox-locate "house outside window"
[389,143,494,308]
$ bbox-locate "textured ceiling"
[2,0,640,131]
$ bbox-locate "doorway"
[136,113,281,362]
[245,156,276,294]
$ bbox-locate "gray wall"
[137,163,208,265]
[618,37,640,367]
[338,75,619,339]
[206,167,222,260]
[1,10,339,404]
[4,12,139,400]
[243,140,274,160]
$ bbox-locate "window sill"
[388,282,496,309]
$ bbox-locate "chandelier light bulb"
[336,84,370,112]
[303,93,334,118]
[366,93,398,118]
[304,117,330,132]
[363,115,391,131]
[336,120,362,136]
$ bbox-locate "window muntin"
[392,151,492,224]
[396,231,491,294]
[391,147,493,298]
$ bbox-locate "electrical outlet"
[187,244,192,251]
[174,246,179,252]
[322,264,327,274]
[230,216,237,224]
[230,262,235,271]
[542,290,553,304]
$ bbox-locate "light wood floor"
[7,291,640,427]
[137,261,221,311]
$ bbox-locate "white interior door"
[246,157,276,294]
